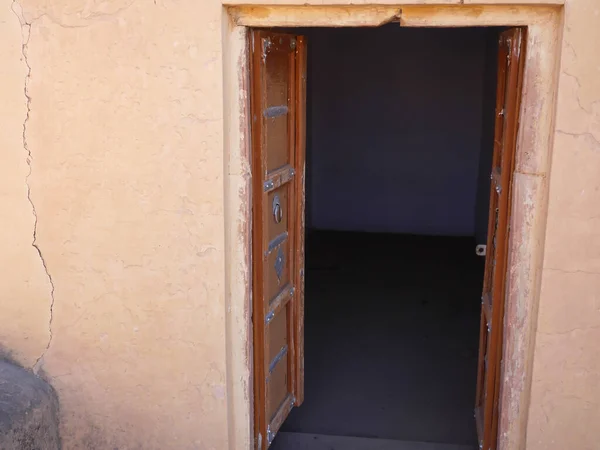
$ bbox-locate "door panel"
[475,28,525,450]
[250,29,306,450]
[265,239,291,300]
[268,304,289,363]
[266,116,290,171]
[267,350,289,417]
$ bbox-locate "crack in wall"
[16,0,139,29]
[11,0,56,372]
[556,129,600,148]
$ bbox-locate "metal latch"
[273,194,283,224]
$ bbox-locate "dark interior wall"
[303,26,490,236]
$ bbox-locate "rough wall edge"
[498,11,563,450]
[228,5,563,28]
[222,9,253,450]
[400,5,561,26]
[518,12,564,450]
[228,5,403,27]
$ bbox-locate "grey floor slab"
[280,232,483,445]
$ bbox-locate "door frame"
[222,5,563,450]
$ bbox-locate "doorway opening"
[248,24,524,450]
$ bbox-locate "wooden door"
[475,28,525,450]
[249,30,306,450]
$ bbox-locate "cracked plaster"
[0,0,52,368]
[526,0,600,448]
[0,0,599,449]
[11,0,56,374]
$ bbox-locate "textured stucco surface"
[3,0,228,448]
[526,1,600,447]
[0,0,598,449]
[0,0,52,368]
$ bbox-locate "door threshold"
[271,432,477,450]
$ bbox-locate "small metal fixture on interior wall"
[476,245,486,257]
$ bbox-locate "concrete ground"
[272,231,482,450]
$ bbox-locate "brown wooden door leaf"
[250,29,307,450]
[475,27,525,450]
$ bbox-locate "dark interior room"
[271,25,500,450]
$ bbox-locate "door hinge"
[267,425,275,445]
[265,310,275,324]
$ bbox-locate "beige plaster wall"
[2,0,229,448]
[0,0,52,368]
[0,0,598,449]
[526,0,600,449]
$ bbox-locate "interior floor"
[272,231,483,449]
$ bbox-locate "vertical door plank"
[475,27,525,450]
[293,35,307,407]
[250,29,306,450]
